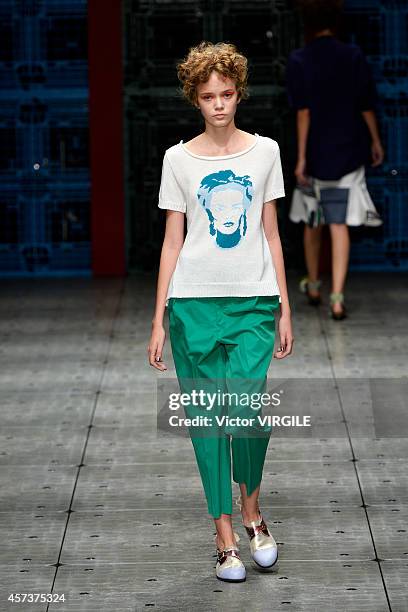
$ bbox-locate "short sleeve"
[158,152,186,212]
[353,47,377,112]
[263,144,285,204]
[286,53,310,110]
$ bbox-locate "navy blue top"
[286,35,378,180]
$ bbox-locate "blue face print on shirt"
[196,170,254,248]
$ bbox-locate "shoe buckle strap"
[307,279,322,290]
[217,548,241,565]
[244,517,269,540]
[330,292,344,304]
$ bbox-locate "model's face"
[209,188,245,234]
[196,71,240,127]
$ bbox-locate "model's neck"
[202,124,239,149]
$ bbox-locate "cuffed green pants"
[168,295,280,519]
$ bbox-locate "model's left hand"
[274,314,294,359]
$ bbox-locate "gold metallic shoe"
[214,531,246,582]
[236,495,278,569]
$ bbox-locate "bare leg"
[329,223,350,314]
[238,483,262,525]
[304,224,323,296]
[214,514,238,550]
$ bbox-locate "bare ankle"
[241,504,261,525]
[216,533,237,550]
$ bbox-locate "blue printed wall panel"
[344,0,408,269]
[1,0,406,274]
[0,0,90,277]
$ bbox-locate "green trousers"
[168,295,280,519]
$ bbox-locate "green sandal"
[300,276,322,306]
[329,292,347,320]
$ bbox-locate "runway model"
[287,0,384,319]
[148,41,294,582]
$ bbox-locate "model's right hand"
[371,140,384,167]
[294,159,311,187]
[147,323,167,371]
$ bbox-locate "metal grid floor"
[0,271,407,612]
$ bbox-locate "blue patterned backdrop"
[0,0,406,275]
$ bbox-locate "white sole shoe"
[215,531,246,582]
[236,495,279,569]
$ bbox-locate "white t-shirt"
[158,133,285,305]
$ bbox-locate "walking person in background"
[286,0,384,320]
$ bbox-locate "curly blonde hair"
[176,41,249,107]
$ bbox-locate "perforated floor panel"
[1,272,407,611]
